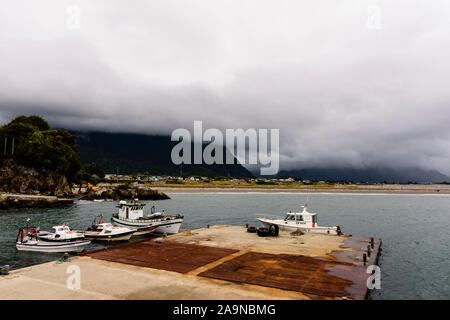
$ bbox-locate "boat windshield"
[284,214,303,221]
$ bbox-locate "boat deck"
[0,225,381,300]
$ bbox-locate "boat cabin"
[117,200,146,220]
[53,225,71,234]
[284,207,318,227]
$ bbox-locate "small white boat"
[111,199,183,235]
[16,228,90,253]
[257,205,342,235]
[37,225,85,242]
[16,239,91,253]
[83,218,135,241]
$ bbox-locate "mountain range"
[276,167,450,183]
[74,131,450,183]
[74,131,253,178]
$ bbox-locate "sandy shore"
[155,184,450,194]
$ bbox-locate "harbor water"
[0,192,449,299]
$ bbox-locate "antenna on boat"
[151,202,155,214]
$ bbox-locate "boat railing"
[255,214,284,221]
[112,213,182,223]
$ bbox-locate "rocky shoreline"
[83,185,170,201]
[0,159,73,198]
[0,185,170,209]
[0,159,76,210]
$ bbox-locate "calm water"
[1,192,449,299]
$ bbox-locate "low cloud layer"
[1,1,450,173]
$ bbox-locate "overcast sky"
[1,1,450,173]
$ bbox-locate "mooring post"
[363,253,367,265]
[367,245,371,258]
[370,237,374,249]
[0,265,9,275]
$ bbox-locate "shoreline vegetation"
[156,185,450,194]
[82,184,170,201]
[0,116,79,209]
[79,181,450,195]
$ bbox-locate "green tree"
[0,115,81,182]
[7,115,50,131]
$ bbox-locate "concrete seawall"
[0,193,73,209]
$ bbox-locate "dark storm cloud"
[1,1,450,173]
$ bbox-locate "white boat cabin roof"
[284,207,317,220]
[285,207,317,217]
[52,225,71,233]
[97,223,113,228]
[117,199,146,209]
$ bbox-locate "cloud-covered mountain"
[276,167,450,183]
[75,131,253,178]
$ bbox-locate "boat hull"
[110,216,158,235]
[154,221,182,234]
[258,218,339,235]
[111,216,183,235]
[83,230,135,241]
[16,240,91,253]
[37,235,85,242]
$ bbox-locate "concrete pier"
[0,225,381,300]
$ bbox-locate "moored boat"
[257,204,342,235]
[111,199,183,235]
[83,216,135,241]
[16,227,90,253]
[37,225,85,242]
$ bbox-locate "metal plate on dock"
[199,251,368,299]
[82,240,238,273]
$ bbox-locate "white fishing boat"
[16,228,90,253]
[111,199,183,235]
[37,225,85,242]
[257,205,342,235]
[83,216,135,241]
